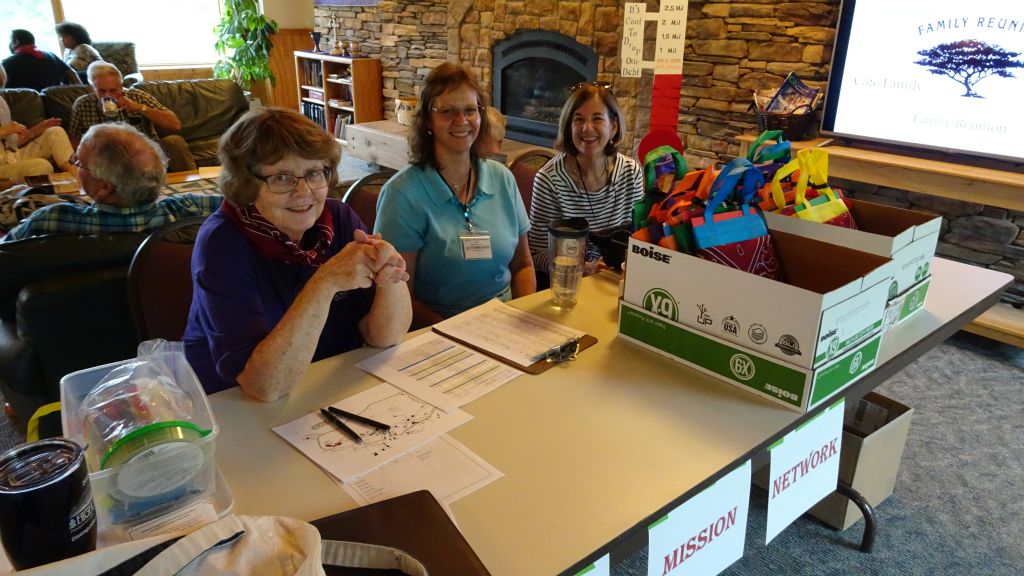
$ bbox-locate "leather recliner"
[0,233,146,431]
[2,78,248,168]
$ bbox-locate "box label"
[899,279,930,321]
[648,461,750,576]
[810,335,881,406]
[766,401,844,543]
[814,280,888,366]
[890,233,937,296]
[620,306,807,407]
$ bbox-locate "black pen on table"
[319,408,363,444]
[327,405,391,431]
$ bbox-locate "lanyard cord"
[442,165,474,225]
[573,154,609,221]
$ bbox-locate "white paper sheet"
[765,400,844,544]
[434,299,585,368]
[355,332,523,411]
[340,434,503,508]
[273,384,472,481]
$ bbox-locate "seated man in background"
[2,123,220,242]
[68,61,197,173]
[0,64,77,182]
[2,29,81,91]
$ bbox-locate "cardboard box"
[808,392,914,529]
[763,199,940,307]
[623,230,896,370]
[618,301,882,412]
[882,275,931,332]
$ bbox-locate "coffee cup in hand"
[99,97,119,118]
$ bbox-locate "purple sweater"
[184,200,374,394]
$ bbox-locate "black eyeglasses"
[253,168,332,194]
[69,156,88,171]
[430,105,483,121]
[570,81,612,93]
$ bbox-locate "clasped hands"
[320,229,409,292]
[0,117,61,142]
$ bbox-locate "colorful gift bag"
[692,158,782,280]
[781,149,857,229]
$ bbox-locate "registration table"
[210,258,1009,575]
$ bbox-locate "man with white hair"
[67,61,196,172]
[3,122,220,241]
[0,64,77,181]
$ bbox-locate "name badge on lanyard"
[460,229,492,260]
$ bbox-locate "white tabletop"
[209,257,1009,575]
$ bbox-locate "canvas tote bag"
[18,514,428,576]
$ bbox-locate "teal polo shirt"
[375,158,530,318]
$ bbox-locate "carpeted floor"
[3,332,1020,574]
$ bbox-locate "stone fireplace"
[492,31,597,147]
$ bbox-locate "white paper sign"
[765,399,845,543]
[574,553,610,576]
[648,461,750,576]
[619,0,688,77]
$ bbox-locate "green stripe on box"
[575,564,597,576]
[620,306,807,407]
[813,320,883,365]
[810,335,881,405]
[899,280,930,321]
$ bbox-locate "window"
[61,0,221,66]
[14,0,221,68]
[4,0,62,54]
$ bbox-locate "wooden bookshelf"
[293,51,383,144]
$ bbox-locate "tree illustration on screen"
[915,39,1024,98]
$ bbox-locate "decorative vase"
[310,31,322,53]
[395,97,417,126]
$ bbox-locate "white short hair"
[86,61,122,86]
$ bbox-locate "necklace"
[441,165,475,217]
[573,154,609,194]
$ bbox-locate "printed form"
[434,299,585,368]
[340,434,503,507]
[356,331,523,412]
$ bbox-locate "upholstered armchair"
[93,41,144,86]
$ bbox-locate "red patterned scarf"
[13,45,45,59]
[221,201,335,266]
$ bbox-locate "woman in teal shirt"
[375,63,535,326]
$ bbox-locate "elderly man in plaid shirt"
[68,61,197,173]
[2,123,220,242]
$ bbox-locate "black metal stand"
[836,481,876,553]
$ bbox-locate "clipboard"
[430,301,598,377]
[431,324,598,375]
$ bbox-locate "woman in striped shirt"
[529,82,643,276]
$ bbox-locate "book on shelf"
[333,114,351,140]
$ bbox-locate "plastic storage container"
[60,352,230,543]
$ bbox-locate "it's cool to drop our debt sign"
[647,461,750,576]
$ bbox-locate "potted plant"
[213,0,279,103]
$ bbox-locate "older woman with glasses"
[528,81,643,276]
[375,63,535,326]
[183,107,411,400]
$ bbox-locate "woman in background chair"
[55,22,102,77]
[183,108,411,400]
[375,63,535,327]
[528,82,643,276]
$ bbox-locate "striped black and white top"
[528,152,643,272]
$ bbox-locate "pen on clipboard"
[319,408,363,444]
[540,336,581,363]
[326,405,391,431]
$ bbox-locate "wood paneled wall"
[269,29,314,111]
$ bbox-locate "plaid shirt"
[2,194,223,242]
[67,89,169,141]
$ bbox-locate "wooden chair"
[507,148,556,213]
[341,170,395,231]
[127,216,206,342]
